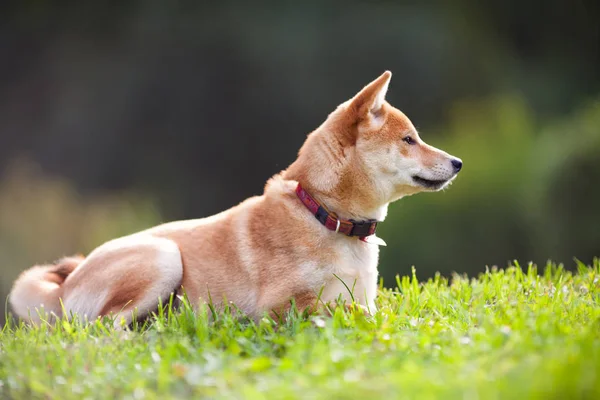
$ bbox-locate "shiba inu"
[9,71,462,325]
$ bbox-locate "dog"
[9,71,462,325]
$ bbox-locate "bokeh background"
[1,1,599,322]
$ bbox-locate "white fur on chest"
[318,239,380,312]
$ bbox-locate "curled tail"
[9,255,84,323]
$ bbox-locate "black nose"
[451,159,463,172]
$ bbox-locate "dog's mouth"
[412,176,449,190]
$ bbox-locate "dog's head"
[346,71,462,200]
[285,71,462,218]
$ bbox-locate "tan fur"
[9,71,462,324]
[9,256,84,324]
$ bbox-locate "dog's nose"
[451,159,463,172]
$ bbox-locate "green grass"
[1,260,599,399]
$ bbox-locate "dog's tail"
[9,255,85,324]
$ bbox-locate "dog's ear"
[349,71,392,120]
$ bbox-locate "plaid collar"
[295,183,378,239]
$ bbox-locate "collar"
[295,183,378,239]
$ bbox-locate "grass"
[1,260,599,399]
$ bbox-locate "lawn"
[1,260,599,399]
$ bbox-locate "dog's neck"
[283,169,389,223]
[301,187,389,222]
[295,183,380,238]
[284,129,390,222]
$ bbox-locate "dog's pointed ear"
[349,71,392,119]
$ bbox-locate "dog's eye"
[403,136,416,145]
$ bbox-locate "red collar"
[295,183,378,240]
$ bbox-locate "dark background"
[1,1,599,320]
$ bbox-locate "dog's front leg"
[267,290,320,322]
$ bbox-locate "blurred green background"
[1,1,599,322]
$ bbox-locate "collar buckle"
[349,219,377,237]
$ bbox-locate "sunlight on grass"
[1,259,599,399]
